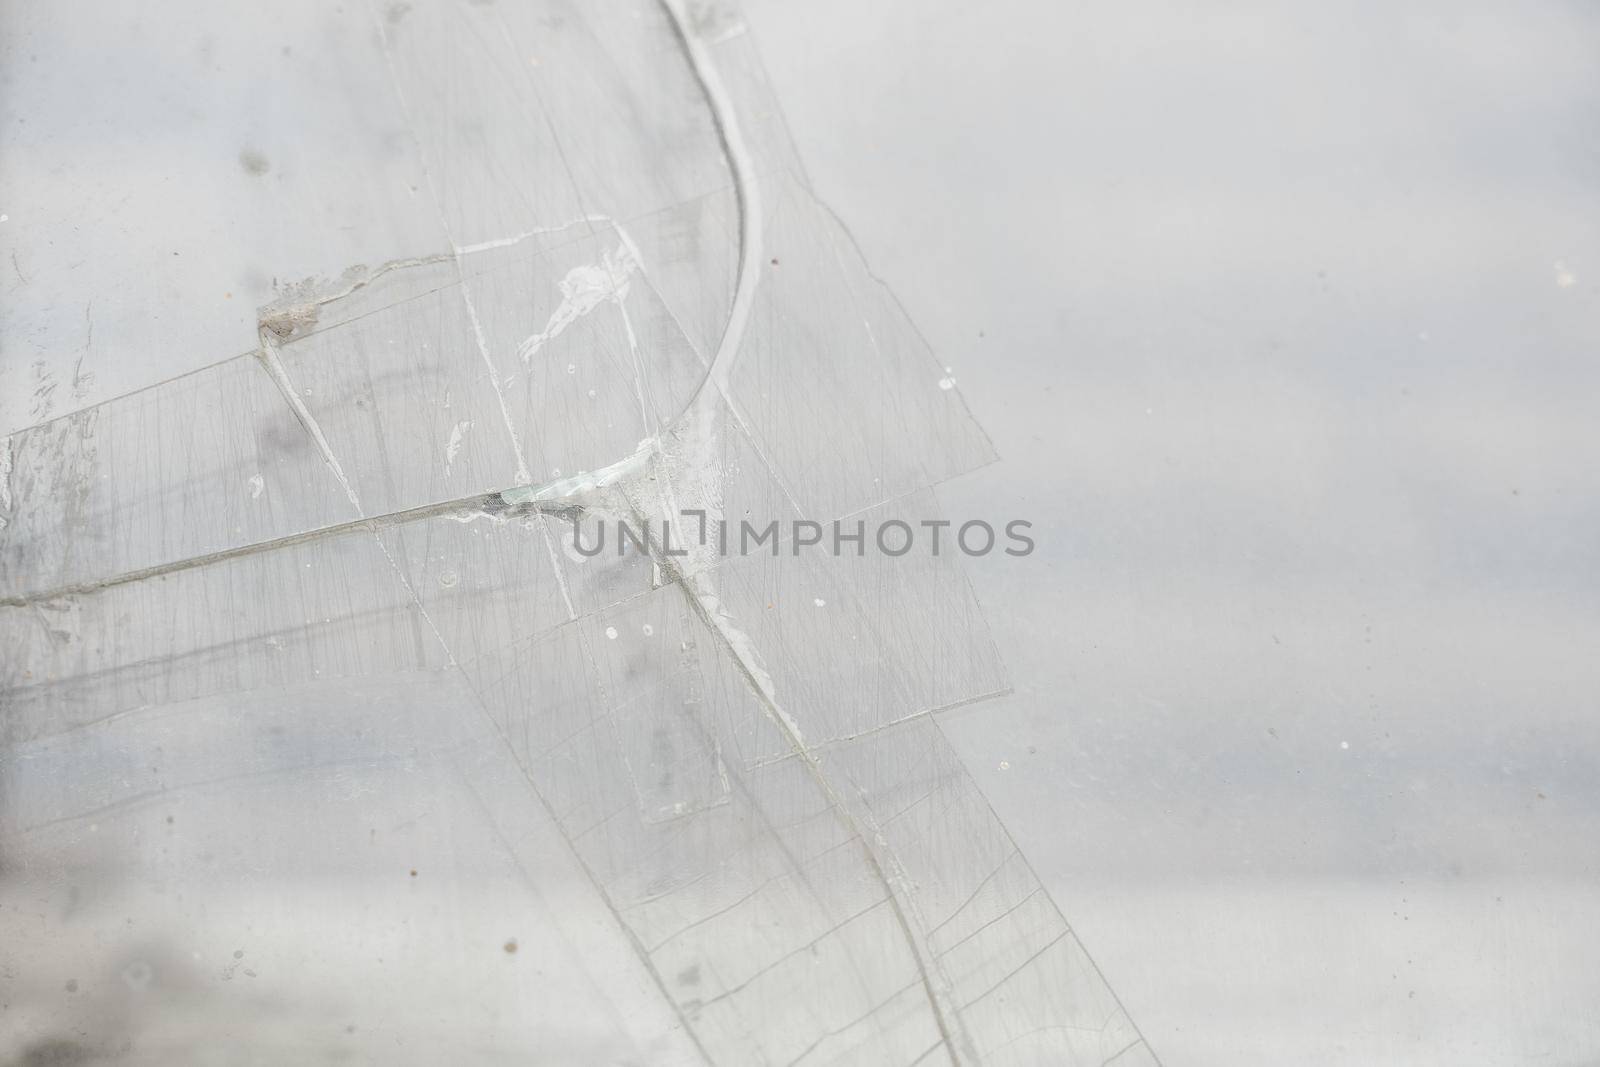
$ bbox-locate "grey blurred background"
[739,1,1600,1062]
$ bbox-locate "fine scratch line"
[255,339,362,512]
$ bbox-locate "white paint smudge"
[445,419,472,471]
[1555,262,1577,288]
[604,626,619,640]
[938,377,956,391]
[0,434,14,512]
[246,473,264,499]
[517,244,639,365]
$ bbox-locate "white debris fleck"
[604,626,619,640]
[246,473,264,499]
[1555,262,1577,288]
[938,376,955,390]
[445,420,472,470]
[812,598,826,607]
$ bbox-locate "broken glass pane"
[0,2,1155,1063]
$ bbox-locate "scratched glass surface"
[3,1,1598,1065]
